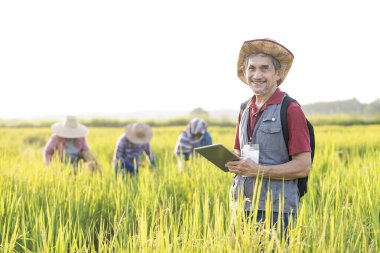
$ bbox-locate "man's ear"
[275,68,284,86]
[276,68,284,80]
[238,65,245,77]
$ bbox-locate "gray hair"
[243,53,281,71]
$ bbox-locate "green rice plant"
[0,125,379,252]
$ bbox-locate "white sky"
[1,0,379,119]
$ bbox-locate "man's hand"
[226,158,262,177]
[226,152,311,180]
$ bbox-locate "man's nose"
[252,70,263,79]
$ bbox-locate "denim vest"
[230,99,299,213]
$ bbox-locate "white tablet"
[195,144,240,172]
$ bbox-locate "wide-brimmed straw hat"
[125,122,153,145]
[237,38,294,85]
[51,115,89,138]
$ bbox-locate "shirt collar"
[249,88,285,113]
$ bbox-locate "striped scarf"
[175,118,208,155]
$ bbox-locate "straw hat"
[237,38,294,85]
[125,122,153,145]
[51,115,89,138]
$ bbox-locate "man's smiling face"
[244,54,281,96]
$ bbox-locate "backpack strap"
[240,98,251,113]
[281,94,315,163]
[280,94,310,198]
[280,95,297,151]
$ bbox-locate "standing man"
[226,39,311,229]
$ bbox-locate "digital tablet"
[195,144,240,172]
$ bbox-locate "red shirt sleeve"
[233,112,242,150]
[287,102,311,156]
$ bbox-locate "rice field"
[0,125,379,252]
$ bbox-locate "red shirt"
[234,88,311,156]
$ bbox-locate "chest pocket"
[256,117,282,151]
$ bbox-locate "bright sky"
[1,0,379,119]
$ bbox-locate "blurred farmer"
[174,118,213,171]
[226,38,311,230]
[43,115,101,175]
[113,122,156,177]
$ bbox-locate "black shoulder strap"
[280,95,297,151]
[281,94,315,198]
[281,95,315,162]
[240,98,251,112]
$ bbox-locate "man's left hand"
[226,158,262,177]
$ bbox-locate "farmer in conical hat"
[113,122,156,177]
[43,115,101,174]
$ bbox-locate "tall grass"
[0,126,379,252]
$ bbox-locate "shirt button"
[254,114,257,117]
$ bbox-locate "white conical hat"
[51,115,89,138]
[125,122,153,145]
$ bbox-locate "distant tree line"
[303,98,380,115]
[2,101,380,128]
[0,117,236,128]
[2,115,380,128]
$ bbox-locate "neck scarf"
[177,118,208,154]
